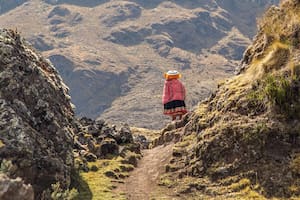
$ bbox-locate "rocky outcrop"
[74,117,139,160]
[0,28,144,199]
[0,29,75,198]
[0,174,34,200]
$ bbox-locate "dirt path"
[116,143,179,200]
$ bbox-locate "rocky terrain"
[0,29,143,200]
[151,0,300,199]
[0,1,299,200]
[0,29,75,199]
[0,0,279,129]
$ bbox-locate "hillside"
[151,0,300,199]
[0,29,143,200]
[0,1,299,200]
[0,0,278,129]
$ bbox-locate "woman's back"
[162,79,185,104]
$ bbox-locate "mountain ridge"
[0,0,279,129]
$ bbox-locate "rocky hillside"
[0,29,75,199]
[0,29,143,200]
[156,0,300,199]
[0,0,278,129]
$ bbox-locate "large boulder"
[0,29,75,198]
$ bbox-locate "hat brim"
[164,73,181,79]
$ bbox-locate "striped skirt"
[163,100,187,116]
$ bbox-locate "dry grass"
[0,140,4,148]
[130,127,161,141]
[291,154,300,175]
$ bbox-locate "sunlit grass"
[75,157,132,200]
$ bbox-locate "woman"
[162,70,187,120]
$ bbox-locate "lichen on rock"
[0,29,75,198]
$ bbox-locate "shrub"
[263,74,300,118]
[51,182,78,200]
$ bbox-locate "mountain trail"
[115,143,179,200]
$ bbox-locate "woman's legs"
[172,115,176,121]
[172,115,183,121]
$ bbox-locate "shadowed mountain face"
[0,0,28,14]
[0,0,279,129]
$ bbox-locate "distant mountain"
[0,0,28,14]
[0,0,279,129]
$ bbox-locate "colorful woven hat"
[164,70,181,79]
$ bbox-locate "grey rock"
[0,174,34,200]
[0,29,75,198]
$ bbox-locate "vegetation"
[242,123,268,143]
[130,127,161,141]
[291,154,300,175]
[247,69,300,119]
[258,1,300,48]
[50,183,78,200]
[229,178,251,192]
[72,154,136,200]
[261,73,299,118]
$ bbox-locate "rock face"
[0,29,75,198]
[158,0,300,199]
[0,174,34,200]
[0,0,279,129]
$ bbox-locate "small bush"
[51,182,78,200]
[263,74,300,118]
[264,75,289,105]
[247,88,266,114]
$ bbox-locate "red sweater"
[162,79,186,104]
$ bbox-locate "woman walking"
[162,70,187,121]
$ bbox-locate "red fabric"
[164,107,187,116]
[162,79,186,104]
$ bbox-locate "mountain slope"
[156,1,300,199]
[0,0,278,129]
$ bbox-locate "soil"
[116,143,179,200]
